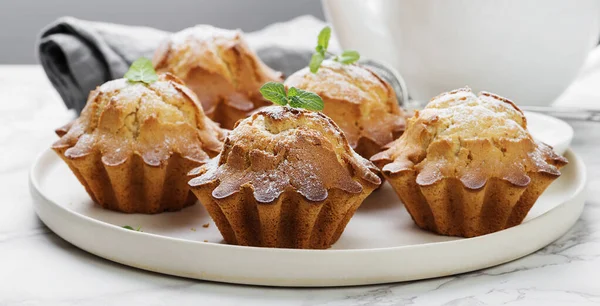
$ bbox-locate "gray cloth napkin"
[37,16,406,114]
[38,17,168,113]
[38,17,313,114]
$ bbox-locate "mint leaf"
[288,87,324,111]
[260,82,288,106]
[288,96,303,109]
[309,52,325,73]
[260,84,324,111]
[124,57,158,84]
[310,26,361,73]
[311,26,331,73]
[315,45,325,54]
[336,50,360,64]
[123,225,142,231]
[317,26,331,51]
[287,86,299,97]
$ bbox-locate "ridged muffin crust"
[53,73,226,213]
[372,88,567,237]
[153,25,283,129]
[284,60,406,158]
[189,106,381,248]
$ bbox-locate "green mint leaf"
[309,52,325,73]
[336,50,360,64]
[123,225,142,231]
[124,57,158,84]
[315,45,325,54]
[287,87,324,111]
[259,82,288,106]
[288,95,303,109]
[317,26,331,51]
[287,86,299,97]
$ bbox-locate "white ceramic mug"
[323,0,600,106]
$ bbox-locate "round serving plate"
[29,114,585,287]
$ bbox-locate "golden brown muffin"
[284,60,406,159]
[153,25,283,129]
[371,88,567,237]
[188,106,381,249]
[52,73,226,214]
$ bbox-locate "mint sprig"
[336,50,360,64]
[260,82,324,111]
[310,26,360,73]
[317,26,331,51]
[309,52,325,74]
[124,57,158,84]
[259,82,288,106]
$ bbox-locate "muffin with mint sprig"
[284,26,406,159]
[188,83,381,248]
[53,58,226,213]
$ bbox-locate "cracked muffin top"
[153,25,283,128]
[188,106,381,203]
[371,88,567,189]
[52,73,226,167]
[284,60,406,158]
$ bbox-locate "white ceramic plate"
[29,112,583,287]
[29,145,585,287]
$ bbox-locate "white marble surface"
[2,47,600,305]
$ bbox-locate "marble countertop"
[1,56,600,305]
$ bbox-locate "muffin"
[371,88,567,237]
[153,25,283,129]
[52,73,226,213]
[188,106,381,248]
[284,60,406,159]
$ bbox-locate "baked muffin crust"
[153,25,283,129]
[372,88,566,189]
[190,106,381,202]
[54,73,224,164]
[284,60,405,158]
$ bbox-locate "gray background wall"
[0,0,324,64]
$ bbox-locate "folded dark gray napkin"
[38,17,314,114]
[38,17,406,114]
[38,17,169,113]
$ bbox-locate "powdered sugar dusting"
[377,88,567,188]
[170,25,240,46]
[53,73,225,167]
[285,60,389,106]
[284,60,406,155]
[189,106,381,203]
